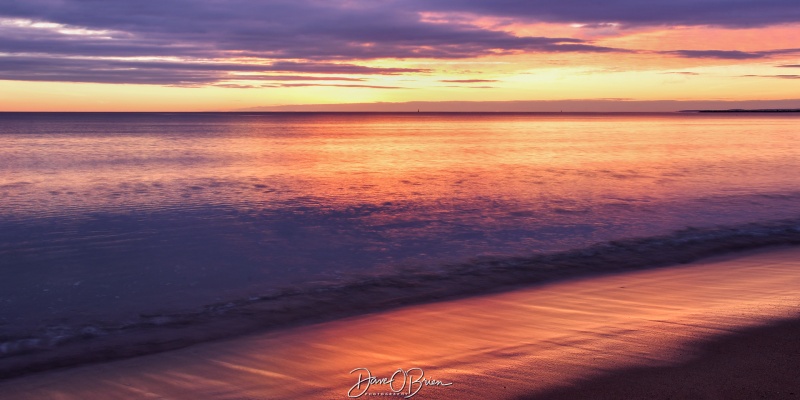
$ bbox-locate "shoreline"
[1,246,800,398]
[1,220,800,379]
[688,108,800,113]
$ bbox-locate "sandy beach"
[0,246,798,399]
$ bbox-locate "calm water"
[1,112,799,335]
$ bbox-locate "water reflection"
[0,113,799,329]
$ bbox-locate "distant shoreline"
[682,108,800,113]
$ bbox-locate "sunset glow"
[3,2,800,395]
[1,1,800,111]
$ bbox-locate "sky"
[1,0,800,111]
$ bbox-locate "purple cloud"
[665,48,800,60]
[0,1,625,57]
[415,0,800,28]
[0,0,623,85]
[741,74,800,79]
[1,0,798,86]
[665,50,768,60]
[0,56,428,85]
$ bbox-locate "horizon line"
[4,99,800,113]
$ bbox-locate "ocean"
[1,112,799,374]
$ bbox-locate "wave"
[1,218,800,379]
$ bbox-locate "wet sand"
[526,317,800,399]
[1,246,800,399]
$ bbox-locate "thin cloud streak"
[439,79,499,83]
[0,56,429,85]
[740,74,800,79]
[664,48,800,60]
[213,83,410,89]
[271,83,408,89]
[665,50,768,60]
[441,85,495,89]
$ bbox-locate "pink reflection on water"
[2,113,799,218]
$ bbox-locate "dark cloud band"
[0,0,623,85]
[416,0,800,28]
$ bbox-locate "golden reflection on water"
[2,113,799,217]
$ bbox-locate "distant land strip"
[683,108,800,113]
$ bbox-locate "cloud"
[253,62,427,75]
[235,76,364,82]
[2,1,798,87]
[213,84,261,89]
[415,0,800,28]
[439,79,498,83]
[441,85,495,89]
[215,83,409,89]
[0,1,625,85]
[0,56,429,85]
[665,50,768,60]
[664,48,800,60]
[0,2,621,61]
[270,83,408,89]
[740,74,800,79]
